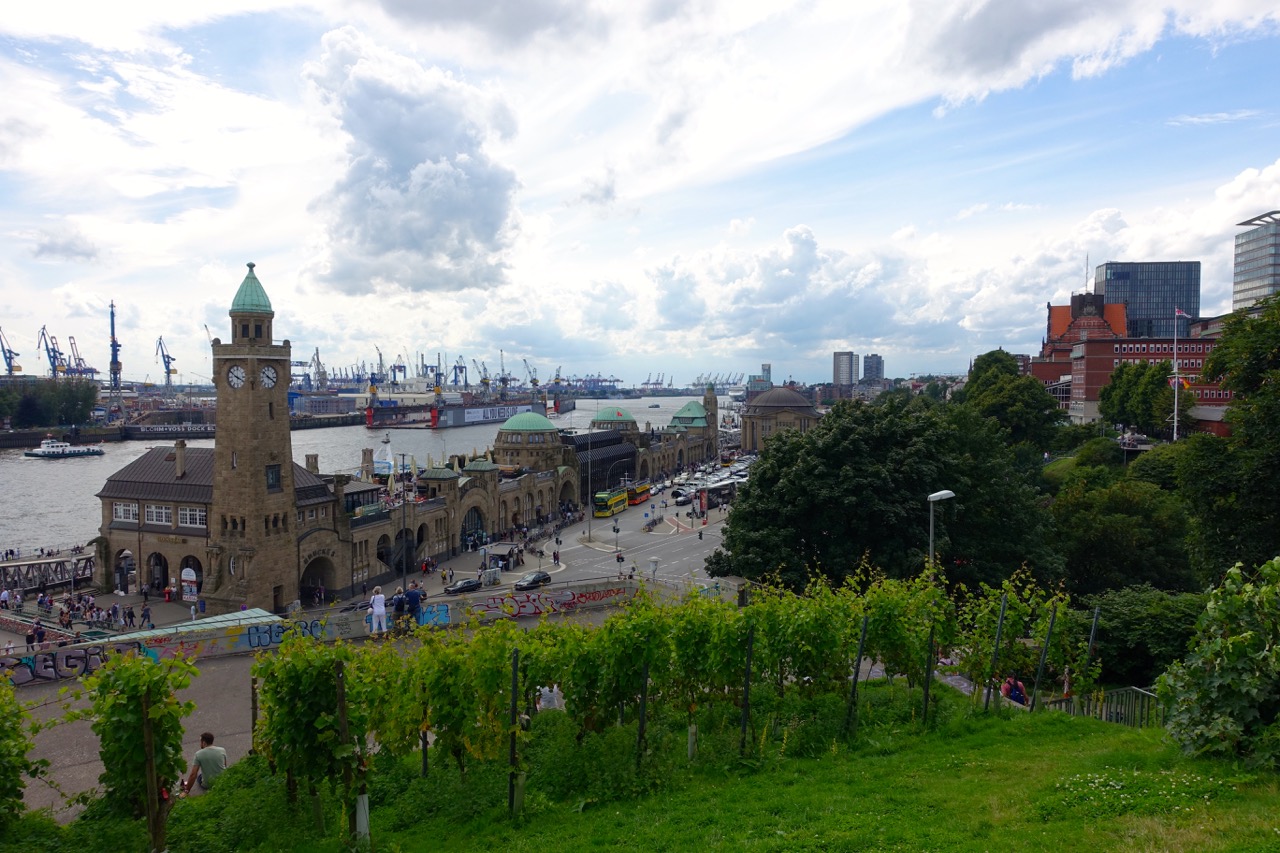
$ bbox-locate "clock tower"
[204,263,298,612]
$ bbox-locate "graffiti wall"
[1,641,141,686]
[5,580,640,688]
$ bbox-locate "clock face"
[260,365,278,388]
[227,364,246,389]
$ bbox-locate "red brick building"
[1029,293,1232,435]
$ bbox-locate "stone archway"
[638,458,651,481]
[146,552,169,594]
[461,506,486,550]
[179,555,203,597]
[376,534,392,566]
[301,556,337,606]
[113,548,137,594]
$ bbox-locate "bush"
[1159,558,1280,767]
[1073,586,1205,686]
[1073,438,1124,469]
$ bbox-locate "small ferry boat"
[24,437,105,459]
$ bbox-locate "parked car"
[444,577,483,595]
[514,570,552,591]
[675,494,693,506]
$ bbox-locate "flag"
[1169,376,1190,390]
[1174,308,1190,318]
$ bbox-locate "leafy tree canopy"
[1098,359,1192,436]
[706,395,1061,590]
[1050,478,1195,596]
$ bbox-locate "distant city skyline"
[2,4,1280,385]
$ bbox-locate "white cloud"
[1167,109,1262,126]
[303,27,520,294]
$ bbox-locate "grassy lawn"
[9,684,1278,852]
[460,711,1278,853]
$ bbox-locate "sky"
[2,1,1279,388]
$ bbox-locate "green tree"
[1159,558,1280,767]
[1072,437,1123,469]
[1077,585,1205,687]
[963,349,1020,402]
[1183,294,1280,575]
[707,396,1061,589]
[1050,477,1194,595]
[1099,360,1192,435]
[1125,441,1184,491]
[965,371,1065,451]
[81,652,197,852]
[0,678,38,830]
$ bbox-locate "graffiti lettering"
[2,642,141,686]
[573,587,627,605]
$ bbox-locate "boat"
[24,437,105,459]
[648,403,660,408]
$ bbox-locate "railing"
[1044,686,1162,728]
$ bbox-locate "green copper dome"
[230,262,274,315]
[501,411,557,432]
[594,407,636,423]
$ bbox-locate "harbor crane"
[310,347,328,391]
[451,357,468,389]
[0,327,20,375]
[472,359,491,395]
[36,326,67,376]
[522,357,539,389]
[66,337,98,377]
[155,337,177,388]
[551,365,563,389]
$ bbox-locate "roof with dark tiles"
[97,446,334,506]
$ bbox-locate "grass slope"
[6,685,1278,852]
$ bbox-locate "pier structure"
[93,265,578,614]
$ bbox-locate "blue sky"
[2,2,1279,387]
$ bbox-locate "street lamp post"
[927,489,955,568]
[399,452,410,593]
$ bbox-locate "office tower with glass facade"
[833,351,859,385]
[1094,261,1200,338]
[862,353,884,383]
[1233,211,1280,311]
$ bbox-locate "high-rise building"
[1233,211,1280,311]
[862,354,884,384]
[833,351,859,385]
[1094,261,1200,338]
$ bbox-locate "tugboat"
[24,436,105,459]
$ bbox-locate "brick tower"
[204,263,298,613]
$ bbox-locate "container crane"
[472,360,491,396]
[154,337,178,388]
[36,326,67,377]
[451,356,468,389]
[67,336,99,378]
[0,327,20,375]
[310,347,327,391]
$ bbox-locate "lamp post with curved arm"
[927,489,955,568]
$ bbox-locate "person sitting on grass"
[178,732,228,798]
[1001,673,1027,706]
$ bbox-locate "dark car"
[514,570,552,591]
[674,493,693,506]
[444,577,483,595]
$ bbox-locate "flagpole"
[1172,309,1180,442]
